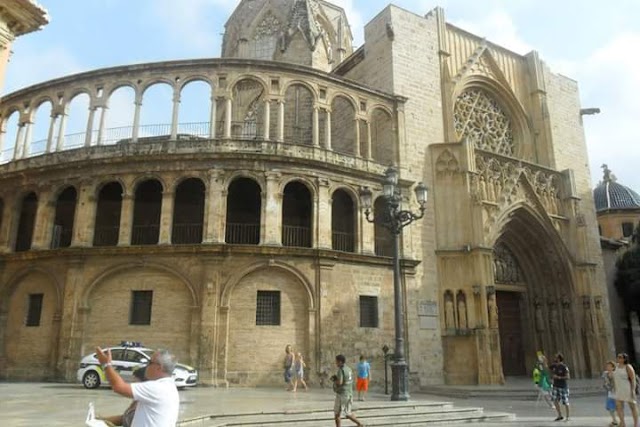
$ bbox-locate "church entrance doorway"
[496,291,526,376]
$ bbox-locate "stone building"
[0,0,612,387]
[594,165,640,359]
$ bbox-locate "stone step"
[178,401,515,426]
[421,385,602,400]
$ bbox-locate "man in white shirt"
[96,346,180,427]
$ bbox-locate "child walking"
[356,355,371,401]
[293,352,308,392]
[603,360,619,426]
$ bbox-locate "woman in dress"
[283,344,294,391]
[614,353,638,427]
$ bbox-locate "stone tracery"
[493,242,523,284]
[454,89,514,156]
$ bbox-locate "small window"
[622,222,635,238]
[110,349,125,361]
[256,290,280,326]
[25,293,44,327]
[130,291,153,325]
[360,296,379,328]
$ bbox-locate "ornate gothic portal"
[492,208,580,379]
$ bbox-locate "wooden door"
[496,291,526,376]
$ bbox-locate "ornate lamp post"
[360,167,428,401]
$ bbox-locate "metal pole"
[391,230,410,401]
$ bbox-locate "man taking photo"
[95,346,180,427]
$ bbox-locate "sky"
[4,0,640,191]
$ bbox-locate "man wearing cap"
[96,346,179,427]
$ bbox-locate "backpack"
[332,367,353,394]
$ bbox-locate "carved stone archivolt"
[454,89,514,156]
[493,242,523,284]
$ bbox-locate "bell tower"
[221,0,353,72]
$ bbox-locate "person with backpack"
[550,353,571,422]
[331,354,364,427]
[614,353,638,427]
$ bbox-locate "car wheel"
[83,371,101,389]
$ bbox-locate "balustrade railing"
[172,223,203,244]
[374,236,394,257]
[131,224,160,245]
[332,231,355,253]
[138,123,171,140]
[51,225,73,249]
[225,222,260,245]
[93,226,120,247]
[282,225,311,248]
[177,122,209,138]
[231,121,261,139]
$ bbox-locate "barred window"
[360,296,379,328]
[622,222,635,238]
[256,290,280,326]
[130,291,153,325]
[26,293,43,327]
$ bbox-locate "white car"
[77,343,198,389]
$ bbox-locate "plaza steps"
[422,381,602,400]
[177,401,515,426]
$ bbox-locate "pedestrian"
[292,352,308,392]
[331,354,364,427]
[356,355,371,401]
[613,353,638,427]
[550,352,570,422]
[98,366,147,427]
[95,347,179,427]
[283,344,294,391]
[533,353,552,409]
[603,360,619,426]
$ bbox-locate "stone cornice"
[0,0,49,38]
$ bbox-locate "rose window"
[454,89,515,156]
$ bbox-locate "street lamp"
[360,167,428,401]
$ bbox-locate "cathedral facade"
[0,0,612,387]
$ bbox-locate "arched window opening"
[2,111,20,162]
[284,85,314,145]
[226,178,261,245]
[140,83,173,140]
[282,181,312,248]
[51,186,77,249]
[331,96,356,155]
[373,197,393,256]
[15,192,38,252]
[178,80,212,138]
[172,178,205,244]
[454,88,515,156]
[132,180,163,245]
[94,182,123,247]
[371,109,395,165]
[231,79,265,139]
[104,86,135,145]
[0,198,4,234]
[64,93,91,149]
[30,101,53,156]
[331,189,355,252]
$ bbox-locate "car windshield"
[141,350,154,359]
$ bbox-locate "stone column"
[71,182,97,247]
[198,257,221,385]
[224,98,232,139]
[203,170,224,243]
[84,107,97,147]
[366,120,373,160]
[21,120,33,158]
[118,192,134,246]
[354,118,361,157]
[0,128,5,157]
[0,194,16,253]
[96,107,107,145]
[209,95,217,139]
[325,110,332,150]
[56,111,68,151]
[12,123,25,160]
[277,100,285,142]
[312,106,319,147]
[132,98,142,143]
[263,172,282,246]
[159,190,175,245]
[31,190,55,250]
[263,99,271,140]
[361,209,375,255]
[317,179,332,249]
[170,91,180,140]
[57,259,87,381]
[46,114,58,153]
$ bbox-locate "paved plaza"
[0,381,633,426]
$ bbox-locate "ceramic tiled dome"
[594,165,640,212]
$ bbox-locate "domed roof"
[594,165,640,212]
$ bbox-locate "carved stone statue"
[561,296,573,333]
[479,174,487,200]
[534,298,545,332]
[583,297,594,333]
[488,292,499,329]
[595,297,605,332]
[457,291,468,329]
[444,291,455,330]
[549,301,559,331]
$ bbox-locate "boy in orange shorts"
[356,355,371,401]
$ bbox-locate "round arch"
[328,92,358,111]
[131,175,167,193]
[1,267,62,312]
[228,75,269,99]
[224,171,265,194]
[281,80,318,100]
[279,176,317,199]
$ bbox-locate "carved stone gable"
[435,149,459,176]
[254,12,282,39]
